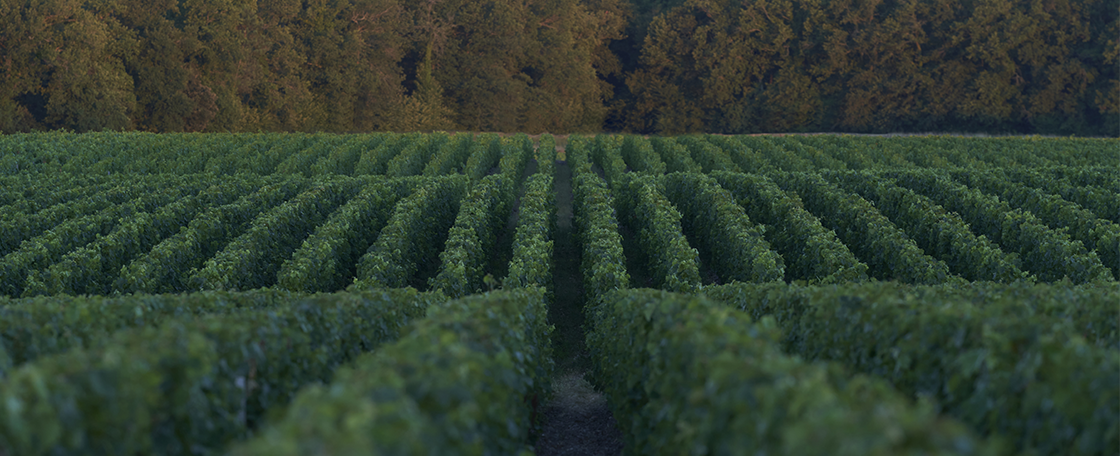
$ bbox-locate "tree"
[0,0,136,132]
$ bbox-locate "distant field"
[0,132,1116,455]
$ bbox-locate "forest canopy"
[1,0,1116,136]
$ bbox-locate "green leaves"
[587,288,1000,455]
[228,288,551,456]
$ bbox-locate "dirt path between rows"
[532,159,623,455]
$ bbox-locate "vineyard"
[0,131,1117,455]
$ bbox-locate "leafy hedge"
[827,171,1030,283]
[429,174,515,297]
[116,177,306,294]
[661,172,784,283]
[705,282,1120,456]
[773,171,954,284]
[352,175,469,289]
[227,288,551,456]
[277,177,421,293]
[649,137,702,173]
[950,168,1120,280]
[675,135,741,172]
[614,174,702,292]
[0,288,443,455]
[0,177,208,297]
[587,288,1000,456]
[569,137,629,301]
[619,135,666,174]
[503,173,555,299]
[887,169,1112,283]
[193,177,362,291]
[710,171,868,284]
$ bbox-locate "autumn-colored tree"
[0,0,136,132]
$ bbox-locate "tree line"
[1,0,1116,136]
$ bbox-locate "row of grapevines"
[588,134,627,185]
[422,133,474,176]
[23,178,262,297]
[228,288,551,455]
[535,133,557,176]
[619,135,666,174]
[193,177,364,291]
[0,175,162,257]
[706,282,1120,456]
[429,174,515,298]
[462,133,502,180]
[309,134,386,175]
[792,135,882,170]
[0,288,442,455]
[950,168,1120,280]
[827,171,1031,282]
[1042,166,1119,191]
[568,137,629,301]
[676,135,741,172]
[709,171,868,283]
[277,177,422,293]
[614,174,702,292]
[0,177,208,297]
[736,136,815,172]
[274,135,350,176]
[503,173,555,297]
[116,177,306,294]
[825,135,921,169]
[1003,167,1120,225]
[0,175,112,219]
[887,170,1112,283]
[661,172,784,283]
[0,288,302,369]
[772,171,955,284]
[386,133,448,177]
[587,288,999,456]
[705,135,773,171]
[353,134,409,175]
[352,175,469,289]
[496,133,535,185]
[650,136,702,173]
[771,136,849,170]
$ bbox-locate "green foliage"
[0,288,442,455]
[462,133,503,181]
[614,174,701,292]
[773,171,955,284]
[504,173,556,300]
[950,168,1120,280]
[674,136,740,173]
[192,178,363,291]
[0,177,207,297]
[278,177,421,293]
[116,177,306,294]
[385,133,449,177]
[352,175,469,289]
[710,171,868,284]
[661,172,784,284]
[587,288,1001,456]
[827,171,1031,283]
[535,133,557,177]
[887,170,1113,284]
[226,288,552,456]
[569,137,629,301]
[423,133,474,176]
[706,281,1120,455]
[23,178,259,297]
[619,135,666,174]
[429,174,515,298]
[649,137,702,173]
